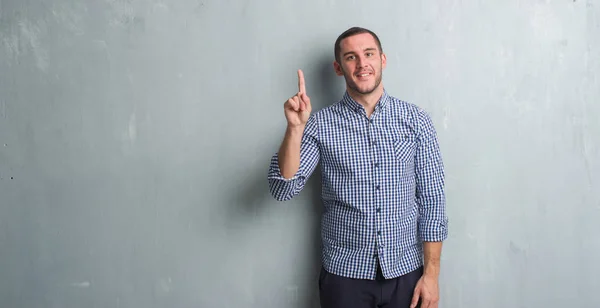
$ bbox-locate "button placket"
[369,114,384,262]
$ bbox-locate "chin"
[356,84,378,94]
[359,88,377,95]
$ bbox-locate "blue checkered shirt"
[268,89,448,280]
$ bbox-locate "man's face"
[334,33,387,95]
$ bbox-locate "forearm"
[423,241,443,278]
[277,124,305,179]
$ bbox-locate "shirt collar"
[342,89,391,114]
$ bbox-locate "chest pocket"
[392,135,417,164]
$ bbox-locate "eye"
[366,52,373,57]
[346,55,355,60]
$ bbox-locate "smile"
[356,72,373,80]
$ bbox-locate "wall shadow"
[222,50,341,308]
[299,165,323,308]
[297,51,342,308]
[222,53,340,225]
[310,52,344,111]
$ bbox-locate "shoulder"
[308,99,346,122]
[387,95,431,120]
[386,94,438,137]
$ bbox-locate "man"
[267,27,448,308]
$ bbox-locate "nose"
[356,56,366,68]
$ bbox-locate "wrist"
[423,269,439,279]
[286,124,305,135]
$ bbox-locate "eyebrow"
[343,48,378,57]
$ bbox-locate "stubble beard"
[343,67,383,95]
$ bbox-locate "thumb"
[410,288,420,308]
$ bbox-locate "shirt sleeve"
[268,114,320,201]
[415,109,448,242]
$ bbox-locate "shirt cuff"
[268,153,302,181]
[418,219,449,242]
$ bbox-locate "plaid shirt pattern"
[268,90,448,280]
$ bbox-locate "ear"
[381,52,387,69]
[333,61,344,76]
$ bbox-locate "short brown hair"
[334,27,383,64]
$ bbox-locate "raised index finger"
[298,69,306,94]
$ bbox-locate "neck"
[347,85,384,115]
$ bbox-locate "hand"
[284,69,312,128]
[410,274,439,308]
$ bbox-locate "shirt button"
[374,162,379,168]
[375,185,380,190]
[376,208,381,213]
[377,231,382,235]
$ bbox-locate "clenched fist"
[284,69,312,128]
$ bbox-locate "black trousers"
[318,262,423,308]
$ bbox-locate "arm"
[416,110,447,275]
[410,110,448,308]
[268,69,320,201]
[423,241,443,278]
[278,125,305,179]
[268,115,320,201]
[415,109,448,246]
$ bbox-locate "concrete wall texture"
[1,0,599,307]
